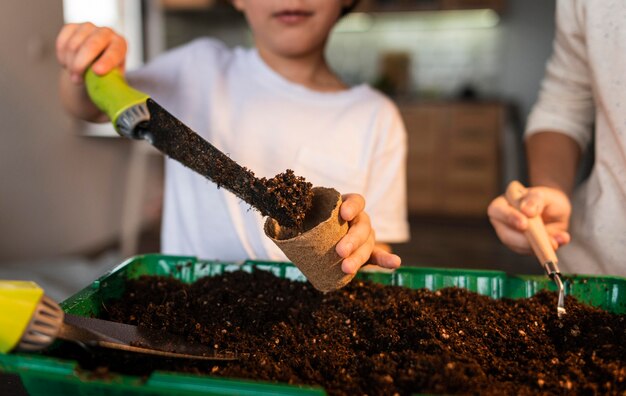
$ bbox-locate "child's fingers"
[340,193,365,222]
[554,231,570,246]
[64,23,97,74]
[545,224,571,248]
[487,196,528,230]
[489,215,533,255]
[341,231,375,274]
[56,23,80,65]
[65,22,96,54]
[519,189,545,218]
[369,248,401,269]
[497,226,533,254]
[92,35,127,75]
[335,211,371,258]
[73,28,117,77]
[488,196,533,253]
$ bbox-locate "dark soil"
[69,270,625,395]
[141,99,313,228]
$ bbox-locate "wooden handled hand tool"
[505,181,566,318]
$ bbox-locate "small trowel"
[0,280,236,360]
[83,68,312,229]
[504,181,566,318]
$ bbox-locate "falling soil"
[60,270,625,395]
[140,99,313,228]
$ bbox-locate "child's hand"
[56,22,127,84]
[335,194,402,274]
[488,186,572,254]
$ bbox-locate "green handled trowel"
[84,68,313,229]
[85,68,150,139]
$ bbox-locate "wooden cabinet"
[400,102,504,217]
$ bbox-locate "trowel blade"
[62,313,236,361]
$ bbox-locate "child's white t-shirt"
[128,38,409,262]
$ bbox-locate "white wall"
[0,0,135,261]
[327,0,556,121]
[497,0,556,120]
[328,10,502,95]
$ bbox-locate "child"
[56,0,409,274]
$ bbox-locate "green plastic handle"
[84,68,150,128]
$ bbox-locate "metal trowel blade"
[61,313,237,361]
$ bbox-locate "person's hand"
[56,22,127,84]
[335,194,402,274]
[488,186,572,254]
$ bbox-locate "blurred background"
[0,0,557,300]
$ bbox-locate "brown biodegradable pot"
[264,187,355,292]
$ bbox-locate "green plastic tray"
[1,254,625,396]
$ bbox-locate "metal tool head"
[543,261,566,318]
[62,314,237,361]
[14,294,236,361]
[116,102,150,139]
[59,321,236,361]
[16,295,63,351]
[139,99,314,228]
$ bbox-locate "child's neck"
[257,46,347,93]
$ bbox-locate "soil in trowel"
[143,99,312,228]
[64,270,625,395]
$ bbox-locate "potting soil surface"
[68,270,625,395]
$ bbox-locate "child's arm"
[336,194,401,274]
[56,22,127,122]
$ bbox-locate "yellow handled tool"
[83,67,313,229]
[0,281,53,353]
[0,280,236,360]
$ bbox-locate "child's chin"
[270,39,326,58]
